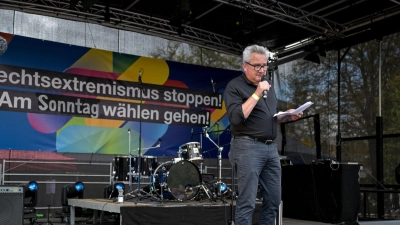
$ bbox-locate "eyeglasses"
[245,62,267,71]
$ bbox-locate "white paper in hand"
[274,101,313,117]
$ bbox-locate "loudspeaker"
[0,186,24,225]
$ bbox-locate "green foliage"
[149,41,241,70]
[284,32,400,184]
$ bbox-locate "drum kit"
[110,127,231,203]
[111,74,231,203]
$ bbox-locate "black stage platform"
[121,199,263,225]
[68,198,263,225]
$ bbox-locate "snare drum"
[178,142,203,165]
[152,160,202,201]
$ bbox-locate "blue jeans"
[229,138,281,225]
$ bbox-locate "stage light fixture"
[81,0,97,12]
[61,181,85,206]
[219,183,227,194]
[214,182,230,196]
[104,182,125,199]
[303,39,326,64]
[104,0,110,22]
[304,53,321,64]
[21,181,38,208]
[69,0,79,9]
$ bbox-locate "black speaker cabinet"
[0,186,24,225]
[282,164,360,223]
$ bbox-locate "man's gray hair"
[242,45,269,63]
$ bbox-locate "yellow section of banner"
[70,49,113,72]
[119,57,169,85]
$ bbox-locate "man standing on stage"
[224,44,302,225]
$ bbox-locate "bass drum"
[153,160,202,201]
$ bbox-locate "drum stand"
[195,183,213,202]
[126,143,162,202]
[204,128,230,203]
[125,70,161,203]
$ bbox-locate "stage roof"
[1,0,400,61]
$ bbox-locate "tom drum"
[178,142,203,165]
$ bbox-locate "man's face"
[242,53,268,85]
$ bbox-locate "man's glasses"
[245,62,267,71]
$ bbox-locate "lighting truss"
[0,0,245,55]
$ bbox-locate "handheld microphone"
[138,68,143,85]
[211,78,215,93]
[261,75,269,99]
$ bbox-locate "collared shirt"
[224,74,278,140]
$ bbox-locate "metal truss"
[213,0,400,55]
[1,0,400,57]
[0,0,245,55]
[213,0,345,38]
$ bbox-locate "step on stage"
[68,198,263,225]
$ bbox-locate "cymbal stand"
[128,128,133,192]
[204,129,227,203]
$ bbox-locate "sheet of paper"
[273,101,313,117]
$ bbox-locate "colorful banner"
[0,34,240,158]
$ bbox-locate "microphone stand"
[130,144,162,201]
[132,71,145,202]
[126,70,162,203]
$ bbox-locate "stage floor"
[24,217,329,225]
[65,197,265,225]
[24,198,397,225]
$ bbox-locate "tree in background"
[149,41,241,70]
[281,32,400,184]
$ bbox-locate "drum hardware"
[118,119,161,202]
[185,184,194,195]
[109,170,117,199]
[190,123,231,202]
[125,139,162,202]
[203,126,229,202]
[127,68,147,202]
[128,128,132,191]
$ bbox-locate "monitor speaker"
[0,186,24,225]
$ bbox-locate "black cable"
[89,152,93,164]
[100,202,108,225]
[310,164,329,222]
